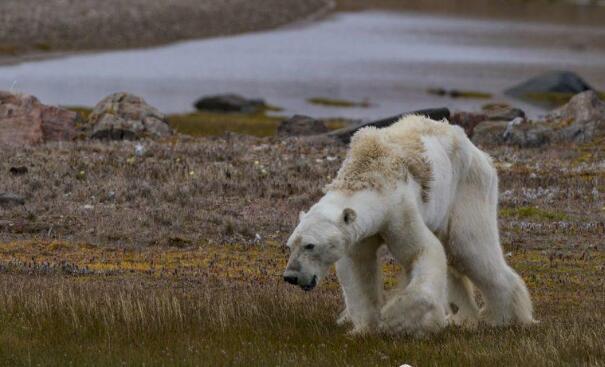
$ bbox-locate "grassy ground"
[1,134,604,365]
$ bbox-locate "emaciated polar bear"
[283,115,534,336]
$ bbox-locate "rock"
[546,91,605,143]
[471,118,551,148]
[450,112,486,137]
[194,94,266,113]
[0,91,78,146]
[0,192,25,207]
[505,71,593,99]
[88,93,172,140]
[277,115,328,137]
[327,108,450,143]
[9,166,28,175]
[471,120,509,147]
[502,118,552,148]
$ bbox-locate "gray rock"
[505,124,552,148]
[472,118,551,148]
[0,192,25,207]
[88,93,172,140]
[505,71,593,99]
[194,94,266,113]
[547,90,605,143]
[277,115,328,137]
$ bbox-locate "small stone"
[9,166,28,175]
[0,192,25,207]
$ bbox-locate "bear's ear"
[299,211,306,221]
[342,208,356,225]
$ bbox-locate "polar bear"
[282,115,534,336]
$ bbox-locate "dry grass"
[0,244,603,366]
[0,133,604,365]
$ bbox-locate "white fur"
[284,116,534,337]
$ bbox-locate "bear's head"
[283,206,357,291]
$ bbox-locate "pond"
[1,11,604,119]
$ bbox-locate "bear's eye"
[304,244,316,251]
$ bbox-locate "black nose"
[283,275,298,285]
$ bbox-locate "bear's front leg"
[380,210,448,337]
[335,235,383,334]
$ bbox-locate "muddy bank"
[337,0,605,26]
[0,0,333,64]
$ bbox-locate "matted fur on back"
[325,115,452,201]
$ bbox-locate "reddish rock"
[0,91,77,146]
[450,112,486,137]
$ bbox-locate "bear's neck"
[320,190,388,243]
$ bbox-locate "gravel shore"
[0,0,333,63]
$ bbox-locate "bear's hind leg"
[448,158,534,326]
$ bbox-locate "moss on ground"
[168,111,283,137]
[168,111,347,137]
[65,106,93,120]
[524,91,605,108]
[307,97,371,108]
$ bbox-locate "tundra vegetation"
[0,131,603,366]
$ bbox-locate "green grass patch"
[64,106,93,120]
[500,206,569,221]
[524,91,605,108]
[307,97,371,108]
[168,111,283,137]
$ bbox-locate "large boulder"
[472,118,552,148]
[194,94,266,113]
[277,115,328,137]
[89,93,172,140]
[546,90,605,143]
[505,71,593,105]
[0,91,78,146]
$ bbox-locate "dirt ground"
[1,134,603,250]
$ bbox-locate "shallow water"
[1,11,604,119]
